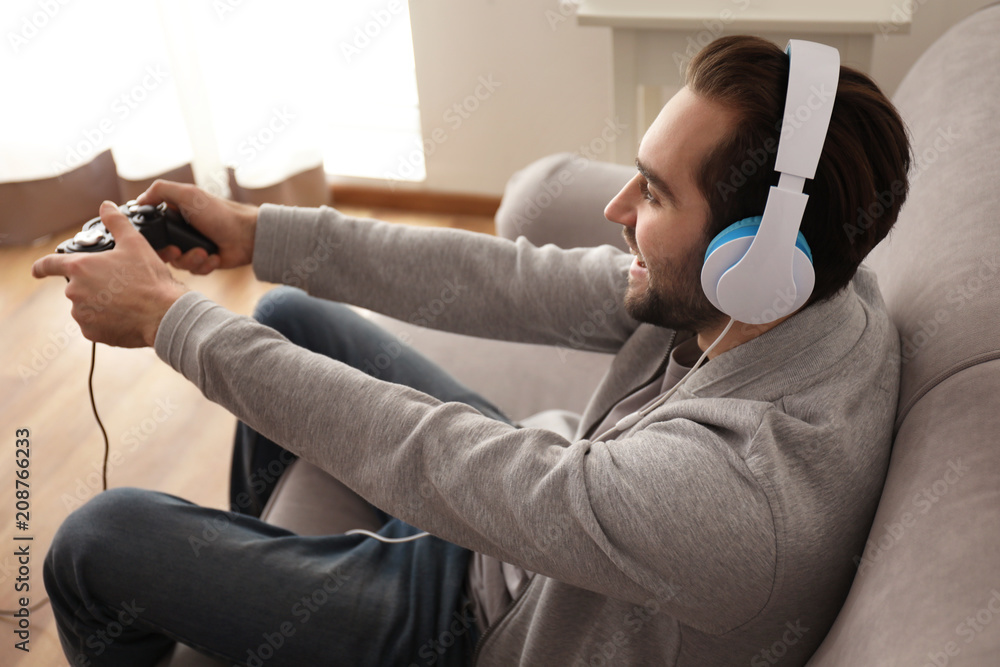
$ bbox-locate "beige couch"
[163,4,1000,664]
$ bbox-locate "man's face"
[605,86,736,332]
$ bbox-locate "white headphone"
[700,40,840,325]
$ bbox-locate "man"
[38,35,910,666]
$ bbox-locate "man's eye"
[639,180,657,204]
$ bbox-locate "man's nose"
[604,177,637,227]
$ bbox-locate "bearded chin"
[624,266,724,332]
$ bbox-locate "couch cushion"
[865,3,1000,430]
[258,459,382,536]
[807,360,1000,664]
[366,312,616,422]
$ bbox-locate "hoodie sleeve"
[250,203,637,353]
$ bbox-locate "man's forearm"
[252,204,638,352]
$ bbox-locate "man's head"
[605,35,911,334]
[605,87,736,332]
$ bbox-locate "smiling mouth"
[623,228,647,269]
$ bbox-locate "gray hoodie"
[155,204,899,666]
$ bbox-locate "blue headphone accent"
[704,216,813,264]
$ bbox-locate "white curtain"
[0,0,422,242]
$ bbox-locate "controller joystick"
[56,201,218,255]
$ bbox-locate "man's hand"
[136,180,259,275]
[32,201,189,348]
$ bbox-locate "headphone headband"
[775,41,841,182]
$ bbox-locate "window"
[0,0,424,190]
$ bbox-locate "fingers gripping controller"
[56,201,218,255]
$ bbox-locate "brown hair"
[686,35,911,305]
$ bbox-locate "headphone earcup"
[702,217,815,321]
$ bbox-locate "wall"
[406,0,613,196]
[406,0,994,197]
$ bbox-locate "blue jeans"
[44,287,509,666]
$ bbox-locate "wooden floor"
[0,204,494,667]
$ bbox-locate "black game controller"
[56,201,218,255]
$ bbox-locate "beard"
[622,226,724,332]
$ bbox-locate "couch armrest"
[495,152,632,251]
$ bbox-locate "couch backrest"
[808,4,1000,664]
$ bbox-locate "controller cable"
[88,341,111,492]
[0,343,108,622]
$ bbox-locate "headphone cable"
[596,317,736,440]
